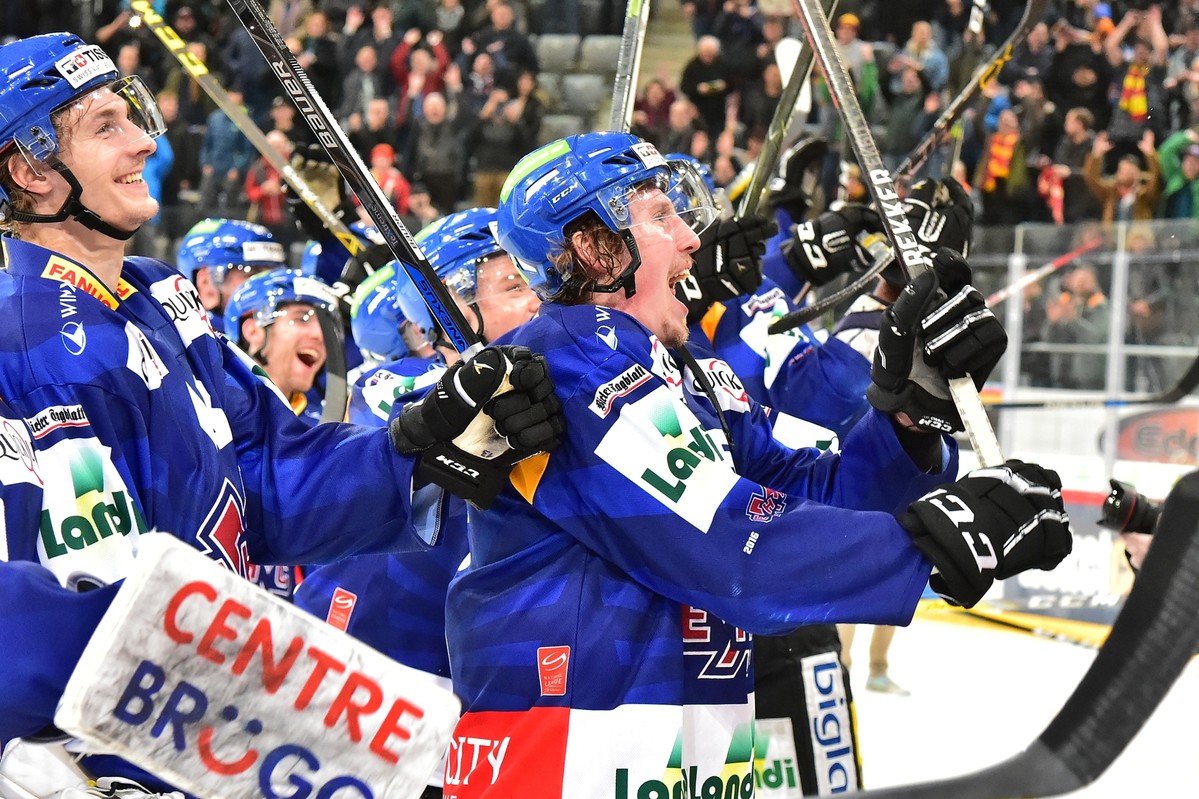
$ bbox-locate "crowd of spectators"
[9,0,1199,389]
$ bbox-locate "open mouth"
[668,268,692,290]
[297,349,321,368]
[116,171,145,185]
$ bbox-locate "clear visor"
[256,301,323,329]
[53,76,165,152]
[598,162,719,236]
[440,263,478,305]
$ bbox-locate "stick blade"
[775,37,804,86]
[854,469,1199,799]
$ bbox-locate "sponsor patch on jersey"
[326,586,358,631]
[54,44,114,89]
[537,645,570,696]
[60,321,87,355]
[595,386,736,533]
[648,336,681,389]
[124,322,169,390]
[0,417,42,487]
[740,286,786,317]
[769,412,838,452]
[40,257,137,311]
[590,364,651,417]
[150,275,215,345]
[35,437,146,587]
[746,486,786,523]
[26,404,90,439]
[361,367,444,420]
[801,651,858,794]
[685,357,751,414]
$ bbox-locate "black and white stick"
[895,0,1049,185]
[857,468,1199,798]
[225,0,481,356]
[791,0,1003,465]
[609,0,652,132]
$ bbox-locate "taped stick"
[792,0,1003,466]
[609,0,652,132]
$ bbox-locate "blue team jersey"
[692,276,873,438]
[442,302,953,797]
[0,238,444,755]
[297,355,465,682]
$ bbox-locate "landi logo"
[1116,408,1199,465]
[537,645,570,696]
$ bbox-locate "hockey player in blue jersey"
[175,218,288,336]
[224,268,342,424]
[439,131,1073,797]
[296,207,538,799]
[0,32,563,792]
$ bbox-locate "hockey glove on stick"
[881,177,975,287]
[390,346,564,507]
[901,459,1073,607]
[677,214,778,324]
[867,249,1006,434]
[780,203,884,287]
[285,142,350,240]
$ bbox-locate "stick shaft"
[225,0,480,354]
[792,0,1003,466]
[737,0,838,218]
[609,0,652,132]
[132,0,363,261]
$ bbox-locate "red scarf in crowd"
[982,132,1019,193]
[1118,63,1150,121]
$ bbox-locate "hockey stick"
[857,468,1199,798]
[608,0,652,131]
[894,0,1049,185]
[792,0,1003,466]
[225,0,480,356]
[134,0,351,421]
[984,239,1102,306]
[986,350,1199,410]
[131,0,363,263]
[736,0,838,218]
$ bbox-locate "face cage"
[19,75,166,164]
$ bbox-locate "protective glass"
[597,162,718,237]
[53,75,166,150]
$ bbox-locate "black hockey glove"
[882,177,975,287]
[390,346,564,508]
[677,214,777,324]
[901,459,1073,608]
[866,249,1006,434]
[285,142,351,241]
[780,204,884,287]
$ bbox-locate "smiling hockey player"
[439,132,1073,796]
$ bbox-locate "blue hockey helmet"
[349,261,407,362]
[417,206,503,305]
[391,260,438,347]
[224,268,340,343]
[0,33,165,236]
[177,218,288,286]
[496,132,718,301]
[299,240,322,276]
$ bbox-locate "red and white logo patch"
[537,645,570,696]
[325,586,358,631]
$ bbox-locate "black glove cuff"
[781,238,837,287]
[416,441,514,509]
[866,383,963,434]
[903,511,992,608]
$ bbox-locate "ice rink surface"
[847,614,1199,797]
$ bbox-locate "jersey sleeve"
[519,333,941,635]
[218,341,438,565]
[0,560,118,740]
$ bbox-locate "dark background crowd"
[6,0,1199,235]
[5,0,1199,396]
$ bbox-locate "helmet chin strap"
[7,157,139,241]
[585,230,642,299]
